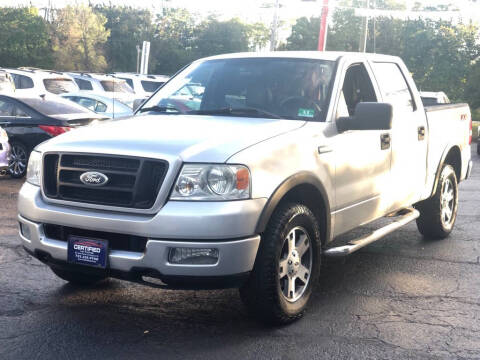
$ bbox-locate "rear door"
[331,60,392,236]
[370,61,428,210]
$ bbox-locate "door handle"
[418,126,425,141]
[380,133,390,150]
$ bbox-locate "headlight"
[170,164,250,200]
[26,151,42,186]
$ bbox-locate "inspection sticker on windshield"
[298,108,315,118]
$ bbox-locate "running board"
[324,208,420,257]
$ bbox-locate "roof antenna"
[40,93,46,100]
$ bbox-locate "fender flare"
[430,144,460,197]
[255,171,331,243]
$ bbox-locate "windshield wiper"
[138,105,180,114]
[191,107,282,119]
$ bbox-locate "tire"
[50,266,106,286]
[240,203,321,325]
[415,164,458,239]
[8,141,29,178]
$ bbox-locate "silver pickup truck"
[18,52,473,324]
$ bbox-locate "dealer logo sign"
[79,171,109,186]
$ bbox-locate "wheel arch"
[431,145,462,197]
[255,172,331,246]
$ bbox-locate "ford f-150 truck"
[18,52,473,324]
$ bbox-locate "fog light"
[168,247,219,265]
[19,222,31,240]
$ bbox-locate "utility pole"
[317,0,330,51]
[358,0,369,52]
[136,45,141,73]
[270,0,280,51]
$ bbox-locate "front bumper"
[18,182,265,281]
[19,215,260,281]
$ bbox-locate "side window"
[77,97,97,111]
[12,74,34,89]
[14,105,30,118]
[341,63,377,116]
[74,78,93,91]
[0,99,14,116]
[95,101,107,113]
[119,78,134,89]
[372,62,415,111]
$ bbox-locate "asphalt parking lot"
[1,148,479,359]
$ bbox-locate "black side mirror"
[337,102,393,132]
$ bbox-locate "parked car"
[0,126,10,175]
[0,70,15,94]
[0,94,105,178]
[18,52,472,324]
[7,68,79,96]
[420,91,450,106]
[61,92,133,119]
[66,72,135,107]
[114,73,168,99]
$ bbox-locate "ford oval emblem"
[79,172,109,187]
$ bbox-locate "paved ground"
[1,149,479,359]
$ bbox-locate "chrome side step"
[324,207,420,257]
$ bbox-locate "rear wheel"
[8,141,28,178]
[416,164,458,239]
[240,203,321,325]
[50,266,107,286]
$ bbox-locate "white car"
[61,92,133,119]
[67,72,136,108]
[0,70,15,94]
[7,68,79,95]
[420,91,450,106]
[114,73,169,99]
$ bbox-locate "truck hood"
[36,114,306,162]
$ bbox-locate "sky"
[5,0,480,22]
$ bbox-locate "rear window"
[43,78,78,94]
[74,78,93,90]
[141,80,164,93]
[20,97,91,115]
[100,80,134,93]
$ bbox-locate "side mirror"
[133,98,146,111]
[337,102,392,132]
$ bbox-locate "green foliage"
[282,17,320,50]
[94,6,155,72]
[0,7,53,68]
[51,5,110,72]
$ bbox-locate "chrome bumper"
[18,215,260,277]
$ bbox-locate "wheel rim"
[440,177,455,228]
[8,144,27,176]
[278,226,313,303]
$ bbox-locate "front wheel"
[415,164,458,239]
[240,203,321,325]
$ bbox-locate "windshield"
[101,80,134,93]
[43,78,78,94]
[140,57,335,121]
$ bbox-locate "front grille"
[43,153,168,209]
[44,224,148,253]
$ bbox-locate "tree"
[151,8,197,74]
[193,17,252,58]
[94,6,155,72]
[0,7,53,68]
[281,17,320,50]
[51,5,110,72]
